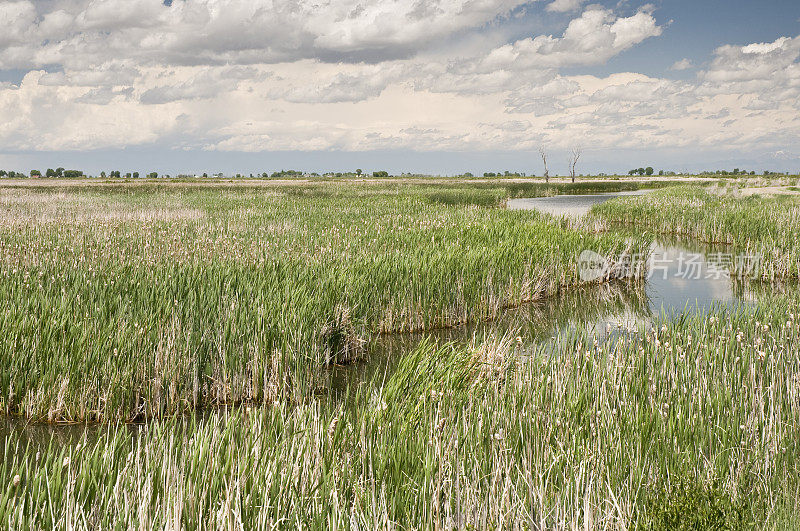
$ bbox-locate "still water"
[506,190,650,218]
[508,191,744,318]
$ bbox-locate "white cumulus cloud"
[670,58,693,71]
[546,0,586,13]
[476,8,662,71]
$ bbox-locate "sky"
[0,0,799,176]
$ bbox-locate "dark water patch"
[326,281,651,395]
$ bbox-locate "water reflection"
[327,280,651,393]
[0,416,140,459]
[507,190,649,217]
[329,194,795,395]
[327,235,792,396]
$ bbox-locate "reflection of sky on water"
[645,243,736,317]
[328,193,793,396]
[558,240,742,348]
[508,192,743,320]
[507,191,650,218]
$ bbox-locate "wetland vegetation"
[591,186,800,278]
[0,182,648,423]
[1,177,799,528]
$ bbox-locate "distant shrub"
[271,169,304,179]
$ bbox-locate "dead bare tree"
[539,146,549,183]
[568,146,582,183]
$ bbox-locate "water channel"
[328,191,786,393]
[3,191,788,445]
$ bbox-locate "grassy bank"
[0,183,646,422]
[590,186,800,278]
[2,294,799,528]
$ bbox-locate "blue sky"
[593,0,800,78]
[0,0,798,175]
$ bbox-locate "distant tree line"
[628,167,655,176]
[626,167,792,177]
[3,166,792,181]
[45,167,83,178]
[483,171,528,177]
[270,169,305,179]
[0,168,86,178]
[0,170,26,178]
[627,167,682,177]
[266,169,395,179]
[699,169,769,176]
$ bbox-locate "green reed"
[590,186,800,278]
[0,183,646,422]
[2,292,799,529]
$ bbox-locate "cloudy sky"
[1,0,799,175]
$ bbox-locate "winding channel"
[3,191,788,446]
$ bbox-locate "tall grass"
[2,294,799,528]
[590,186,800,278]
[0,184,647,422]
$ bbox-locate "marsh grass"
[641,475,752,530]
[590,186,800,278]
[1,180,797,528]
[322,281,653,397]
[0,183,648,422]
[2,293,799,528]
